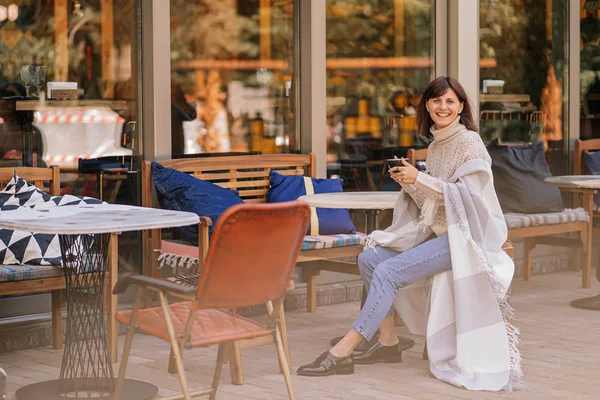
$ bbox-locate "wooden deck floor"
[2,270,600,399]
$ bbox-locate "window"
[170,0,297,157]
[479,0,569,174]
[325,0,435,191]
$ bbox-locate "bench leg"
[305,263,319,313]
[523,238,536,281]
[51,289,64,350]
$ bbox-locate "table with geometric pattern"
[0,204,199,399]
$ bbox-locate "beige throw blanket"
[368,159,523,392]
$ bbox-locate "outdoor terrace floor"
[2,269,600,399]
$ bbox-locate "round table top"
[544,175,600,189]
[299,191,400,210]
[0,203,200,235]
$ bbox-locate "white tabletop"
[544,175,600,189]
[0,203,200,235]
[299,191,400,210]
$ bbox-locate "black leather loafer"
[296,351,354,376]
[353,341,402,364]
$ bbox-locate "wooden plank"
[0,167,54,181]
[54,0,69,82]
[158,154,312,173]
[217,179,270,189]
[508,222,588,239]
[244,198,266,204]
[237,189,269,197]
[276,169,305,176]
[0,277,65,296]
[193,170,270,181]
[16,100,128,111]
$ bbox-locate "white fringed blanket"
[369,159,523,392]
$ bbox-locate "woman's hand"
[390,158,419,185]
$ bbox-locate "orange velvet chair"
[113,201,309,400]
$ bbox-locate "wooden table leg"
[583,192,594,289]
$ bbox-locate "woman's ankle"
[378,335,400,347]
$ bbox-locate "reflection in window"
[325,0,434,191]
[580,3,600,140]
[479,0,568,174]
[170,0,296,157]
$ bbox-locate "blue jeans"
[352,234,452,341]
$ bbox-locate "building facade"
[0,0,595,327]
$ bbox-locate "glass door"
[0,0,142,318]
[169,0,297,157]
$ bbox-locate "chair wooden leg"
[158,291,191,400]
[115,287,143,400]
[274,326,296,400]
[51,290,64,350]
[107,233,119,363]
[209,343,228,400]
[228,341,244,385]
[278,300,292,370]
[523,237,536,281]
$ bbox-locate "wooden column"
[54,0,69,81]
[394,0,405,82]
[101,0,115,98]
[259,0,271,60]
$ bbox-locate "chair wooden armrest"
[114,273,196,297]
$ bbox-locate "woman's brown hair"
[416,76,478,138]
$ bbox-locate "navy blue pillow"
[582,150,600,205]
[151,162,244,242]
[267,171,356,235]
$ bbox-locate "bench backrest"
[574,139,600,175]
[407,148,428,165]
[0,166,60,195]
[141,153,316,207]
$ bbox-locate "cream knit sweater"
[400,116,491,237]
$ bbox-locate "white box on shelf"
[47,82,78,99]
[482,80,505,94]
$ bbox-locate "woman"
[297,77,522,392]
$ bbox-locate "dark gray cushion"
[487,140,564,214]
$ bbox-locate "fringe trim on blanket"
[364,236,379,255]
[447,189,524,393]
[154,250,199,271]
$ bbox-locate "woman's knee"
[357,248,377,274]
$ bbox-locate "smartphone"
[387,158,406,169]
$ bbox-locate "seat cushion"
[0,264,63,282]
[487,140,564,214]
[267,171,356,235]
[151,162,244,243]
[115,302,271,347]
[504,208,588,230]
[302,232,366,251]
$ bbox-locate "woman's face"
[426,88,464,129]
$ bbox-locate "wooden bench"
[0,166,119,361]
[141,154,366,383]
[408,148,591,287]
